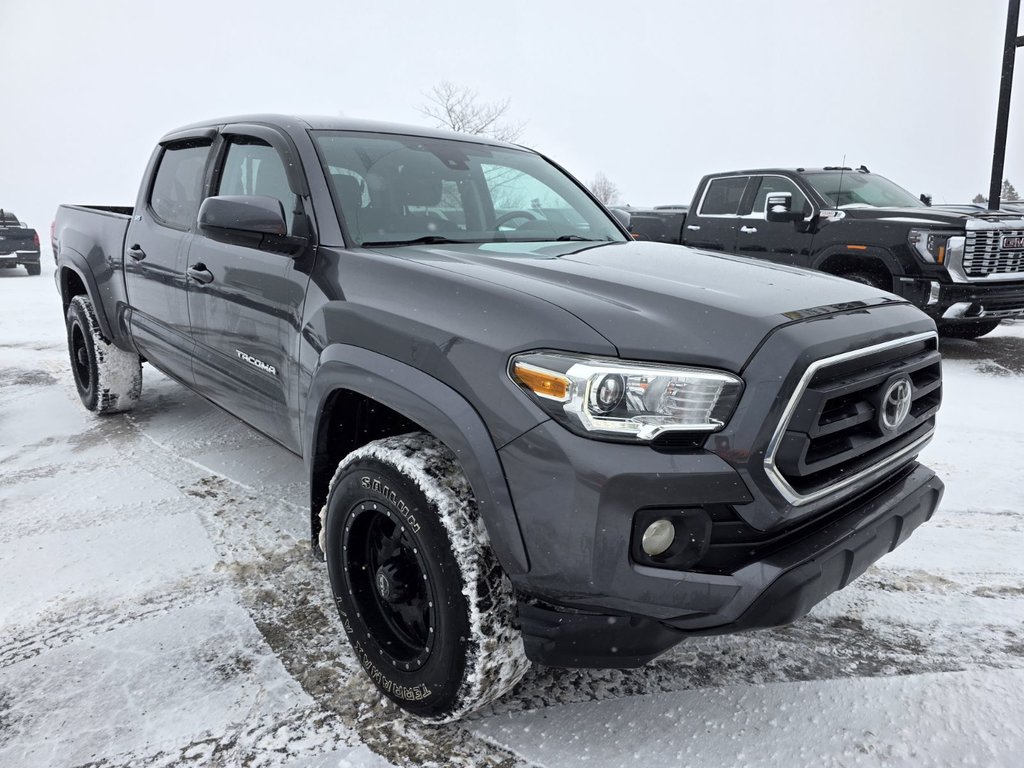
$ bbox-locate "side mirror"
[198,195,308,255]
[765,192,804,223]
[920,193,933,207]
[199,195,287,236]
[608,207,631,228]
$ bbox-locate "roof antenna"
[835,154,847,209]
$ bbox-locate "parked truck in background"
[628,167,1024,338]
[53,117,944,720]
[0,210,41,275]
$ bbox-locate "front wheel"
[65,295,142,413]
[939,319,1002,339]
[320,432,530,721]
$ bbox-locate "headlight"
[509,352,743,441]
[908,229,958,263]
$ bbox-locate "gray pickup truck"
[53,115,944,720]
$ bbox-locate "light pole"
[989,0,1023,210]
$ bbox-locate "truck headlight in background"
[908,229,959,264]
[510,353,743,441]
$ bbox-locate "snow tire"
[320,431,530,721]
[66,294,142,414]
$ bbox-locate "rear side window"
[150,143,211,229]
[700,176,749,216]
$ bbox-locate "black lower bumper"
[518,464,943,668]
[0,251,40,268]
[915,278,1024,321]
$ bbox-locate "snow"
[473,668,1024,767]
[1,263,1023,766]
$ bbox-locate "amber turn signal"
[512,362,571,402]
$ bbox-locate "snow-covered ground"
[1,262,1022,767]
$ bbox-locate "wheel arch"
[813,245,902,289]
[305,344,530,576]
[58,252,115,342]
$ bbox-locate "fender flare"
[811,244,905,278]
[304,344,530,576]
[57,248,116,342]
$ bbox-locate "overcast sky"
[3,0,1023,236]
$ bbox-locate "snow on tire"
[320,431,530,721]
[66,294,142,414]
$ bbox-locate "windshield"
[805,172,924,209]
[313,131,626,247]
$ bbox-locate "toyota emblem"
[880,377,913,432]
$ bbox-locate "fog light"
[928,281,940,306]
[641,519,675,557]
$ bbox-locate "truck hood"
[375,240,903,372]
[838,205,1024,228]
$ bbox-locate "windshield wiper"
[361,235,478,247]
[554,234,603,241]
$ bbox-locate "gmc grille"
[765,333,941,504]
[964,230,1024,279]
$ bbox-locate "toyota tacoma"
[53,116,944,720]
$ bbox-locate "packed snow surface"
[1,263,1022,767]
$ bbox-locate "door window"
[699,177,749,216]
[149,143,211,229]
[748,176,810,218]
[217,140,298,234]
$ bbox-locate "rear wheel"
[25,263,40,276]
[65,295,142,413]
[321,432,529,721]
[939,319,1001,339]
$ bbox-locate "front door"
[124,138,213,385]
[186,129,314,451]
[733,175,816,268]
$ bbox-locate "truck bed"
[627,208,686,244]
[53,204,134,344]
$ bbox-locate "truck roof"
[705,166,872,176]
[160,114,526,151]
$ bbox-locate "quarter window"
[150,143,210,229]
[700,177,749,216]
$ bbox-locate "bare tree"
[589,172,620,205]
[419,81,525,142]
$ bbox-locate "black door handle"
[128,244,147,261]
[186,264,214,284]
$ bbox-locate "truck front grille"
[765,333,940,504]
[964,230,1024,279]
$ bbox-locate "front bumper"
[516,462,942,667]
[500,302,942,668]
[904,277,1024,321]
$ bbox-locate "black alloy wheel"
[342,501,437,672]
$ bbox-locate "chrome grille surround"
[764,332,939,506]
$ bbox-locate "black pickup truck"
[53,117,944,721]
[628,167,1024,338]
[0,210,41,275]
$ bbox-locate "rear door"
[186,124,314,451]
[124,136,213,384]
[733,174,817,268]
[683,175,751,252]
